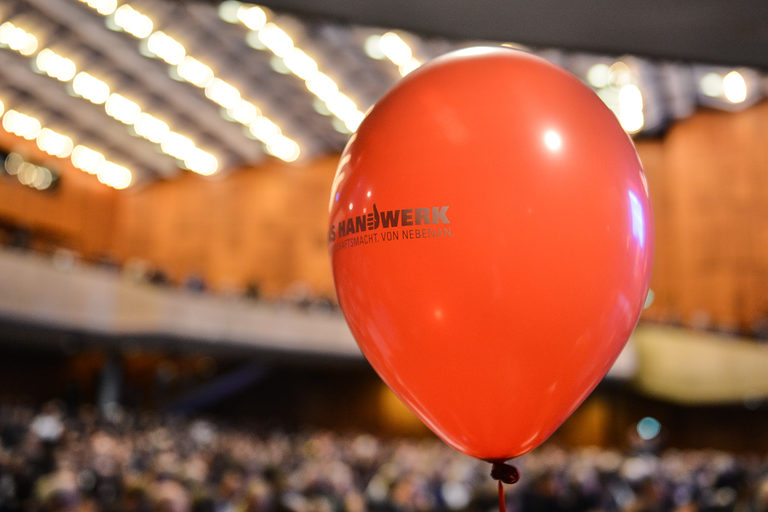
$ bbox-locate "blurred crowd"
[1,403,768,512]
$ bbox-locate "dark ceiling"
[1,0,763,188]
[256,0,768,69]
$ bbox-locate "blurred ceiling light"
[184,149,218,176]
[13,159,55,191]
[97,161,133,189]
[2,109,42,140]
[226,99,260,124]
[30,165,54,190]
[609,61,632,85]
[236,5,267,30]
[4,153,22,175]
[224,5,364,133]
[71,145,105,174]
[325,93,365,131]
[331,117,351,134]
[367,31,422,76]
[699,72,724,97]
[146,31,186,65]
[257,23,294,57]
[79,0,117,16]
[18,162,37,183]
[305,73,339,100]
[0,105,133,190]
[364,35,385,60]
[618,84,644,133]
[81,0,299,164]
[586,63,613,88]
[245,30,265,50]
[161,132,195,160]
[398,60,421,76]
[17,162,39,187]
[586,59,646,135]
[37,127,74,158]
[72,71,111,104]
[379,32,422,75]
[133,112,170,143]
[325,93,358,117]
[723,71,747,103]
[0,22,15,45]
[283,48,318,80]
[619,110,645,135]
[0,21,39,56]
[205,78,241,109]
[34,49,77,81]
[312,98,331,116]
[2,34,215,176]
[105,93,141,124]
[15,28,38,56]
[218,1,243,23]
[344,113,364,133]
[111,4,153,39]
[0,102,133,189]
[268,54,290,74]
[379,32,412,66]
[176,56,214,88]
[248,116,281,141]
[266,136,300,162]
[619,83,644,112]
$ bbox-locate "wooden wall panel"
[0,131,116,254]
[637,101,768,331]
[4,102,768,329]
[110,156,338,298]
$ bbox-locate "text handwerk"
[329,204,450,242]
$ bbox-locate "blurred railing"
[0,247,360,357]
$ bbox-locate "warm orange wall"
[110,155,338,298]
[637,101,768,331]
[3,103,768,325]
[0,130,116,254]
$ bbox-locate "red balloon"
[328,48,653,461]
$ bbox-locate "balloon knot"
[491,462,520,485]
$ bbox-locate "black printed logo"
[329,204,453,251]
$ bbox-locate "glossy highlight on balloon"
[328,47,653,461]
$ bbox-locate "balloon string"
[490,462,519,512]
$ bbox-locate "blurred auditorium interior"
[1,1,768,511]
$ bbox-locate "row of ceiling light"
[699,70,748,104]
[363,29,651,134]
[365,32,423,77]
[219,1,366,135]
[0,99,132,189]
[0,0,761,191]
[80,0,301,163]
[0,0,307,189]
[584,62,752,134]
[584,61,646,133]
[361,31,757,136]
[0,17,216,179]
